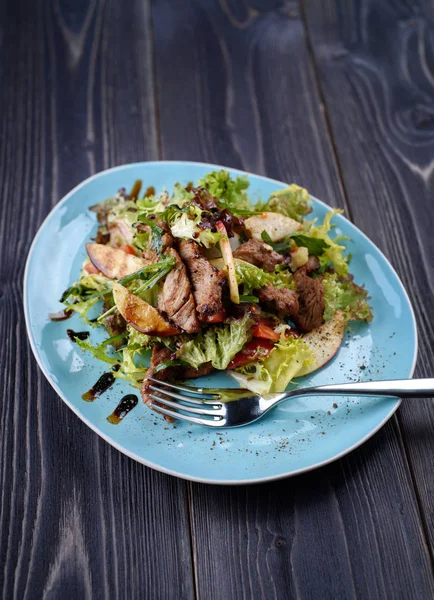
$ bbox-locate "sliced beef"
[157,248,200,333]
[183,363,214,379]
[233,239,283,273]
[292,269,325,332]
[93,228,110,245]
[258,285,299,317]
[230,302,262,320]
[141,249,159,262]
[304,255,320,274]
[178,239,226,323]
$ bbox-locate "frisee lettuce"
[322,272,373,322]
[230,335,313,394]
[169,205,222,248]
[197,170,252,213]
[176,314,252,370]
[304,210,350,276]
[261,185,312,222]
[235,259,295,295]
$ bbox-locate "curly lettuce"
[322,272,373,323]
[169,205,222,248]
[261,185,312,222]
[230,335,313,394]
[304,210,350,276]
[176,314,252,370]
[235,260,295,295]
[197,170,252,213]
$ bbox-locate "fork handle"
[284,378,434,399]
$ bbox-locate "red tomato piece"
[120,244,136,255]
[227,339,275,369]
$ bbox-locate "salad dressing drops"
[107,394,139,424]
[82,372,115,401]
[66,329,90,342]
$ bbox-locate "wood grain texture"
[152,0,434,597]
[0,1,193,598]
[302,0,434,551]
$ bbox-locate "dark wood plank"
[302,0,434,551]
[152,0,434,597]
[0,1,194,598]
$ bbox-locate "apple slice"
[112,282,179,336]
[297,310,345,376]
[215,221,239,304]
[86,243,151,279]
[244,212,301,242]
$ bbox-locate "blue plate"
[24,162,417,484]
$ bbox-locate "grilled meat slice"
[292,269,325,332]
[178,239,226,323]
[258,285,299,317]
[233,239,283,273]
[157,248,200,333]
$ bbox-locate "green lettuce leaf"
[75,336,120,366]
[262,185,312,222]
[304,209,350,276]
[64,297,101,325]
[176,314,252,370]
[171,183,195,206]
[235,260,295,294]
[322,272,373,322]
[230,336,313,394]
[288,234,330,256]
[197,170,252,213]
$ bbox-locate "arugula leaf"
[154,360,186,373]
[260,231,291,254]
[239,295,259,303]
[288,234,330,256]
[138,218,165,253]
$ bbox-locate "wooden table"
[2,1,433,598]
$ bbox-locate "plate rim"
[23,161,418,485]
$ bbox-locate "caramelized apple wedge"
[86,243,151,279]
[112,282,179,336]
[298,310,345,377]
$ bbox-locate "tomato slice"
[227,339,275,369]
[120,244,136,255]
[201,310,226,324]
[251,321,280,341]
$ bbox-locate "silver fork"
[148,377,434,428]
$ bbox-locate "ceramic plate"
[24,162,417,484]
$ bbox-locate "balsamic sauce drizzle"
[82,372,115,402]
[107,394,139,424]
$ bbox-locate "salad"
[51,170,373,415]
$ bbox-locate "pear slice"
[112,282,179,336]
[298,310,345,376]
[86,243,150,279]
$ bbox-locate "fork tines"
[148,378,225,426]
